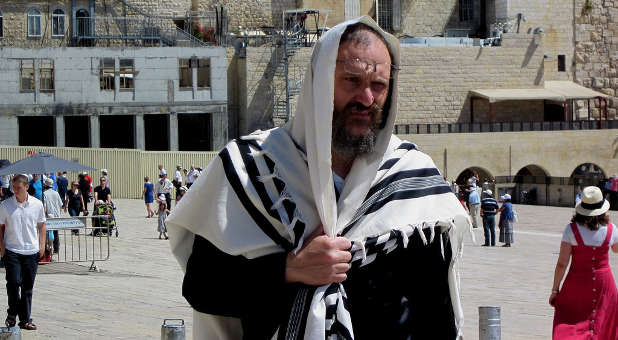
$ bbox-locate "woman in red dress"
[550,186,618,339]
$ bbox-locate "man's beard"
[332,102,383,157]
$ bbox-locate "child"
[155,194,170,240]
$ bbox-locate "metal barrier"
[394,120,618,135]
[45,216,111,271]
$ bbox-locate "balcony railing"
[394,120,618,134]
[74,17,208,47]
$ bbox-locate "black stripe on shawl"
[365,168,442,199]
[397,142,417,150]
[378,158,400,171]
[279,285,318,340]
[236,141,284,224]
[363,185,453,216]
[218,147,293,251]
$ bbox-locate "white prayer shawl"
[167,16,470,340]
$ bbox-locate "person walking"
[78,173,90,215]
[66,181,86,235]
[498,194,514,247]
[56,172,68,208]
[468,184,480,229]
[155,195,169,240]
[173,165,183,200]
[142,176,154,218]
[480,189,499,246]
[0,174,46,331]
[155,171,173,210]
[550,186,618,339]
[42,178,62,255]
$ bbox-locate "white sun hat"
[575,186,610,216]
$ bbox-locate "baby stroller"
[92,202,118,237]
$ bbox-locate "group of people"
[142,164,202,239]
[456,175,515,248]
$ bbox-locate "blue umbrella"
[0,152,93,176]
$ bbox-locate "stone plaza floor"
[1,198,617,339]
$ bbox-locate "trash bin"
[161,319,185,340]
[479,306,501,340]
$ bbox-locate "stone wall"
[573,0,618,119]
[235,33,544,132]
[506,0,575,81]
[0,0,73,48]
[400,0,482,37]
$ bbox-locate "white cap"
[483,189,493,196]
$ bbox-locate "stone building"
[0,0,229,151]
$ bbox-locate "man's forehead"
[337,35,391,63]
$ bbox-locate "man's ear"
[378,79,394,129]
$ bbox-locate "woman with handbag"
[550,186,618,339]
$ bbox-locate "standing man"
[480,189,499,246]
[42,178,63,254]
[27,174,42,200]
[468,184,480,228]
[100,169,110,191]
[93,176,112,205]
[56,172,68,209]
[173,165,183,200]
[167,17,469,340]
[0,174,46,331]
[156,171,173,210]
[185,165,197,188]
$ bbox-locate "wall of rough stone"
[0,1,73,48]
[400,0,483,37]
[573,0,618,119]
[506,0,574,82]
[235,33,544,132]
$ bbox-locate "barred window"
[179,59,192,88]
[459,0,473,22]
[40,59,54,91]
[52,9,65,37]
[377,0,393,33]
[28,9,42,37]
[197,59,210,88]
[119,59,135,89]
[100,58,115,90]
[20,59,35,91]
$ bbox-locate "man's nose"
[355,86,374,107]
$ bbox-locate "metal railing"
[394,120,618,134]
[75,17,209,47]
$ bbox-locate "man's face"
[332,35,391,156]
[100,178,107,187]
[32,174,39,180]
[12,180,28,196]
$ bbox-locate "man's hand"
[285,225,352,286]
[39,247,45,259]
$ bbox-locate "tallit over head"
[167,16,470,340]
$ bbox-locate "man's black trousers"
[3,250,38,324]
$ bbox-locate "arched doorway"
[514,165,550,205]
[455,167,494,202]
[570,163,607,208]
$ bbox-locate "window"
[27,9,42,37]
[197,59,211,88]
[377,0,393,33]
[100,58,115,90]
[0,10,4,38]
[52,9,65,37]
[119,59,135,89]
[459,0,474,22]
[20,59,34,91]
[179,59,192,88]
[558,54,566,72]
[40,59,54,91]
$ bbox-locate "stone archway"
[514,164,550,205]
[570,163,608,208]
[455,166,494,186]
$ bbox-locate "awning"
[544,81,609,100]
[471,81,609,103]
[470,88,565,103]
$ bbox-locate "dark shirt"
[56,176,68,203]
[94,186,111,202]
[78,179,90,200]
[481,197,499,216]
[66,190,82,212]
[183,229,456,339]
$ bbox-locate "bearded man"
[167,17,469,340]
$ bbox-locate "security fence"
[0,146,218,199]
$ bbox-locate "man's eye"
[372,82,387,92]
[345,76,361,83]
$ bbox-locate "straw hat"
[43,177,54,187]
[575,186,609,216]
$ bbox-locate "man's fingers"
[333,262,350,274]
[333,236,352,250]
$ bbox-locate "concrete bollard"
[161,319,185,340]
[0,326,21,340]
[479,306,501,340]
